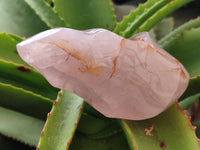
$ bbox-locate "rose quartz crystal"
[17,28,189,120]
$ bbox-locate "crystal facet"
[17,28,189,120]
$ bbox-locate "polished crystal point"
[17,28,189,120]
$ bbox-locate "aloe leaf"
[85,120,122,140]
[114,0,194,38]
[0,0,49,37]
[178,76,200,109]
[114,0,158,35]
[77,113,111,135]
[192,121,200,139]
[0,82,52,120]
[122,0,172,37]
[69,131,130,150]
[120,104,199,150]
[0,107,45,146]
[37,90,84,150]
[160,27,200,77]
[159,17,200,48]
[77,104,123,136]
[24,0,66,28]
[113,4,137,22]
[0,33,27,66]
[179,93,200,110]
[180,76,200,101]
[0,60,58,99]
[151,17,174,41]
[134,0,194,34]
[83,103,107,119]
[54,0,116,30]
[8,33,23,43]
[44,0,52,5]
[0,33,59,99]
[0,134,34,150]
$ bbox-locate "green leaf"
[0,82,52,120]
[120,104,199,150]
[0,32,59,99]
[192,121,200,139]
[179,76,200,109]
[0,33,27,66]
[0,60,59,99]
[114,0,158,35]
[180,76,200,101]
[134,0,194,34]
[159,17,200,48]
[160,27,200,77]
[85,120,122,140]
[8,33,23,43]
[83,103,107,119]
[0,107,45,146]
[54,0,116,30]
[151,17,174,41]
[69,132,130,150]
[77,113,110,135]
[179,93,200,110]
[114,0,194,38]
[37,90,84,150]
[44,0,53,5]
[24,0,66,28]
[0,0,49,37]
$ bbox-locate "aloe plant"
[0,0,200,149]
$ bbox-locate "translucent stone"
[17,28,189,120]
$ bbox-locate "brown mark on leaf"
[53,100,58,106]
[17,66,30,73]
[106,24,109,28]
[41,130,44,137]
[194,81,199,86]
[122,121,138,150]
[176,102,197,133]
[74,119,78,127]
[144,125,154,136]
[67,138,71,147]
[47,113,51,118]
[58,91,62,96]
[168,2,172,5]
[160,142,166,149]
[38,41,102,76]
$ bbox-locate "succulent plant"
[0,0,200,150]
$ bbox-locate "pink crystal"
[17,28,189,120]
